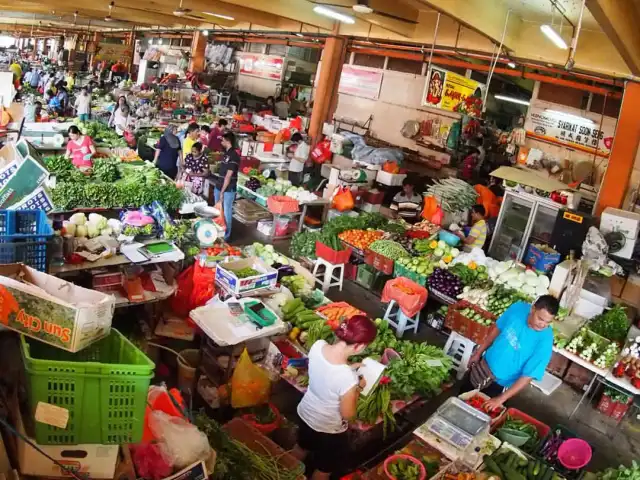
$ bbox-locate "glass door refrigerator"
[489,190,562,262]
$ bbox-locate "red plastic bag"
[170,265,195,317]
[381,277,428,318]
[213,202,226,230]
[190,262,216,308]
[240,403,282,434]
[311,139,332,164]
[332,186,355,212]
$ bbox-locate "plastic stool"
[444,331,477,380]
[312,257,345,293]
[383,300,420,338]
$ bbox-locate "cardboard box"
[15,404,118,479]
[0,264,115,352]
[563,362,595,392]
[546,351,570,377]
[215,257,278,295]
[611,275,626,298]
[524,243,561,273]
[621,274,640,309]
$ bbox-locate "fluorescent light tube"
[495,95,530,106]
[540,24,568,49]
[313,6,355,24]
[203,12,234,20]
[545,109,595,124]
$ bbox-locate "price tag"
[426,359,443,367]
[35,401,69,429]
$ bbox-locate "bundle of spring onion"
[425,178,478,212]
[195,413,304,480]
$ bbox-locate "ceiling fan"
[311,0,418,24]
[170,0,207,20]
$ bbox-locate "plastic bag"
[421,196,443,225]
[213,201,226,230]
[132,443,173,480]
[231,348,271,408]
[241,403,282,434]
[332,186,355,212]
[381,277,428,318]
[191,261,216,309]
[148,410,211,469]
[170,265,195,317]
[310,139,332,164]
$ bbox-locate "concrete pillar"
[89,32,103,69]
[308,27,347,143]
[596,82,640,214]
[189,31,207,73]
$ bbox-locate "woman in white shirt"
[293,315,377,479]
[113,104,131,135]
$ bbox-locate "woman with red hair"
[293,315,377,479]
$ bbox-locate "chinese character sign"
[525,105,615,157]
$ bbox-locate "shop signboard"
[525,105,615,157]
[338,65,383,100]
[94,42,133,63]
[422,67,483,112]
[237,53,284,81]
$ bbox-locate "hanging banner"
[525,105,615,157]
[422,67,483,112]
[94,43,133,63]
[338,65,383,100]
[237,53,284,81]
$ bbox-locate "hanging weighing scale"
[414,397,491,457]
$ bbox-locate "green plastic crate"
[393,262,428,286]
[356,264,376,288]
[21,328,155,445]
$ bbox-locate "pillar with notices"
[596,82,640,214]
[308,25,347,144]
[89,32,103,69]
[189,31,207,73]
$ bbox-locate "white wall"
[333,68,460,154]
[236,74,280,98]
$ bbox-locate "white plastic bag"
[148,411,211,469]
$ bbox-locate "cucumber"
[484,456,504,477]
[540,467,554,480]
[503,466,527,480]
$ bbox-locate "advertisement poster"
[525,105,615,157]
[338,65,384,100]
[422,67,483,111]
[237,53,284,81]
[94,43,132,63]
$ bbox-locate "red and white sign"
[237,53,284,81]
[338,65,383,100]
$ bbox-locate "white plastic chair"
[312,257,345,293]
[444,331,477,380]
[383,300,420,338]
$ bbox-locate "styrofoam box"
[376,171,407,186]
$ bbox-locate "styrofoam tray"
[532,371,563,396]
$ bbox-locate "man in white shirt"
[74,87,91,122]
[286,132,309,186]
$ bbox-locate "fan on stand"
[604,231,626,256]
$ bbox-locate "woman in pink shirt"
[65,125,96,170]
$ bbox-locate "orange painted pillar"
[308,27,347,144]
[189,31,207,73]
[89,32,103,69]
[596,82,640,214]
[124,31,135,73]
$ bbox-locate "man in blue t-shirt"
[462,295,558,411]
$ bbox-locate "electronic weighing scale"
[414,397,492,463]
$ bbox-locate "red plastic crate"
[491,408,551,440]
[364,249,394,275]
[611,398,632,421]
[597,393,615,416]
[316,241,352,264]
[364,190,385,205]
[344,263,358,281]
[267,196,300,214]
[445,301,496,343]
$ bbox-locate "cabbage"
[75,225,88,237]
[88,213,108,230]
[69,213,87,225]
[437,240,446,249]
[87,223,100,238]
[434,248,444,257]
[450,248,460,258]
[526,276,540,287]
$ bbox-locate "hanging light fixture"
[540,24,568,49]
[104,2,114,22]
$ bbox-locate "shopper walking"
[180,142,209,196]
[154,126,182,180]
[460,295,559,410]
[214,132,240,242]
[74,87,92,122]
[292,315,377,480]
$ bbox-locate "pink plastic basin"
[557,438,592,470]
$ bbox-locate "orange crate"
[491,408,551,440]
[446,301,495,342]
[267,195,300,214]
[364,249,394,275]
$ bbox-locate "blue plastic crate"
[0,210,53,271]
